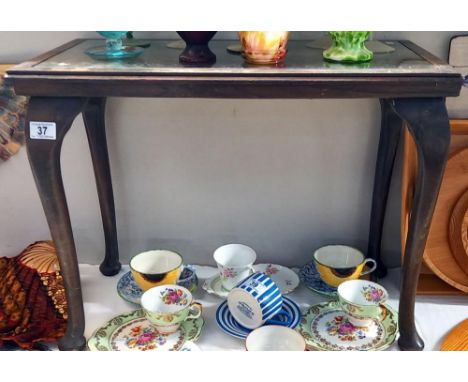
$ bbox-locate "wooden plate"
[423,148,468,293]
[440,319,468,351]
[449,188,468,275]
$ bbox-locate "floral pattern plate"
[117,266,197,305]
[215,297,302,339]
[253,264,299,294]
[202,274,229,298]
[298,261,337,297]
[87,309,204,351]
[297,300,398,351]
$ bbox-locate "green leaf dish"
[297,300,398,351]
[323,31,373,63]
[87,309,204,351]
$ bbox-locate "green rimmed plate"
[87,309,204,351]
[297,300,398,351]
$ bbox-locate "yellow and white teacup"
[313,245,376,288]
[130,250,183,292]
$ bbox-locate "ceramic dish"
[202,274,229,298]
[297,300,398,351]
[87,309,204,351]
[117,265,198,305]
[252,264,300,294]
[298,261,337,297]
[215,296,301,339]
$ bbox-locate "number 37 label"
[30,122,57,140]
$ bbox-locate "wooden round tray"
[423,148,468,293]
[449,188,468,275]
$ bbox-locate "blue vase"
[85,31,144,60]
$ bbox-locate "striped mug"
[227,272,292,329]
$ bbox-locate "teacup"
[337,279,388,327]
[140,285,202,334]
[313,245,377,288]
[246,325,306,351]
[214,244,256,291]
[227,272,292,330]
[130,250,183,291]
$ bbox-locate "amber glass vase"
[239,31,289,65]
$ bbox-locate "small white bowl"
[245,325,306,351]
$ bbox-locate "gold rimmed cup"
[130,250,183,291]
[313,245,377,288]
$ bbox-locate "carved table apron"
[6,39,462,350]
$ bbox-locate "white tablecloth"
[80,264,468,351]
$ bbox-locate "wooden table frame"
[6,39,463,350]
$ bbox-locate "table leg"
[25,96,87,350]
[391,98,451,351]
[367,99,402,279]
[83,98,121,276]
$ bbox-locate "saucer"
[117,266,198,305]
[253,263,299,294]
[215,296,301,339]
[87,309,204,351]
[297,300,398,351]
[298,261,337,297]
[202,274,229,298]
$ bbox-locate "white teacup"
[213,244,256,290]
[246,326,306,351]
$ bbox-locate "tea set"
[88,243,398,351]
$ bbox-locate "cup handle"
[186,302,202,320]
[360,258,377,276]
[265,309,292,327]
[378,304,388,321]
[248,266,255,275]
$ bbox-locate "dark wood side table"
[6,39,462,351]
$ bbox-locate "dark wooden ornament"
[176,32,217,65]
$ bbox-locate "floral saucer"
[87,309,204,351]
[215,297,302,339]
[117,265,198,305]
[202,274,229,298]
[253,264,299,294]
[297,300,398,351]
[298,261,337,297]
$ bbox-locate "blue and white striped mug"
[227,272,292,329]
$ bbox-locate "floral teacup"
[140,285,202,334]
[214,244,256,291]
[337,279,388,327]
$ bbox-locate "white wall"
[0,31,465,267]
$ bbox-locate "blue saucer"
[298,261,337,297]
[215,296,301,339]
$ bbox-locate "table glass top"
[24,39,455,77]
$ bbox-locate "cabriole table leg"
[25,96,88,351]
[83,98,121,276]
[367,99,403,279]
[391,97,451,351]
